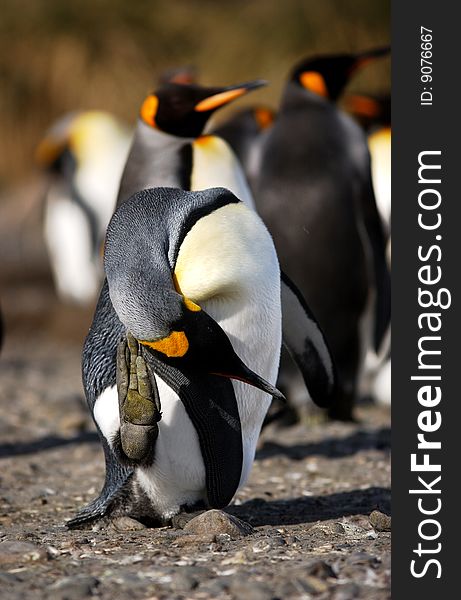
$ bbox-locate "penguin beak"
[194,80,267,112]
[352,45,391,72]
[138,306,284,401]
[211,363,286,401]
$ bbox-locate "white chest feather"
[190,136,255,209]
[44,185,101,304]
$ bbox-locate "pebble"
[331,582,361,600]
[0,540,45,564]
[110,516,146,532]
[305,559,337,579]
[47,575,100,600]
[228,577,274,600]
[369,510,392,532]
[183,509,254,539]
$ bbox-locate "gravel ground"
[0,296,390,600]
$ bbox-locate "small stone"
[46,545,60,559]
[47,575,99,600]
[369,510,391,532]
[111,516,146,531]
[331,582,361,600]
[0,571,21,585]
[305,559,337,580]
[0,540,45,564]
[228,578,273,600]
[214,533,232,544]
[183,509,254,539]
[308,522,344,536]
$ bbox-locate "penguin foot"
[116,333,162,464]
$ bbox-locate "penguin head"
[36,111,129,170]
[104,187,284,400]
[291,46,390,102]
[139,80,267,138]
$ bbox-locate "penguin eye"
[140,95,159,128]
[299,72,329,98]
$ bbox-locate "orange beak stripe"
[195,88,247,112]
[300,71,329,98]
[140,94,159,127]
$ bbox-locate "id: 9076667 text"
[420,26,433,106]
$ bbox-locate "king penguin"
[67,186,336,527]
[251,48,391,420]
[211,105,275,189]
[345,93,391,405]
[36,111,132,305]
[345,93,391,234]
[115,78,337,421]
[116,79,266,208]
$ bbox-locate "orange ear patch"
[300,71,329,98]
[254,108,274,130]
[195,88,246,112]
[140,330,189,357]
[140,94,159,127]
[345,95,381,118]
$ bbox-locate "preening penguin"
[252,48,390,420]
[36,111,132,305]
[67,186,335,527]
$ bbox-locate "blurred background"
[0,0,390,344]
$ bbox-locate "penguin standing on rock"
[36,112,132,305]
[252,48,391,420]
[67,186,335,527]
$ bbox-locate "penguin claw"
[116,333,162,463]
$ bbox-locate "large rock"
[183,509,254,539]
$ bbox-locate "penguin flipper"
[280,272,337,408]
[66,437,133,528]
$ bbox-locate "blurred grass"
[0,0,390,187]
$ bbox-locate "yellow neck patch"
[300,71,329,98]
[140,330,189,358]
[140,94,159,128]
[173,274,202,312]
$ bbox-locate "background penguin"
[36,111,132,305]
[211,105,275,189]
[116,78,336,421]
[345,93,391,234]
[251,48,391,420]
[67,187,336,526]
[345,93,391,405]
[116,79,266,208]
